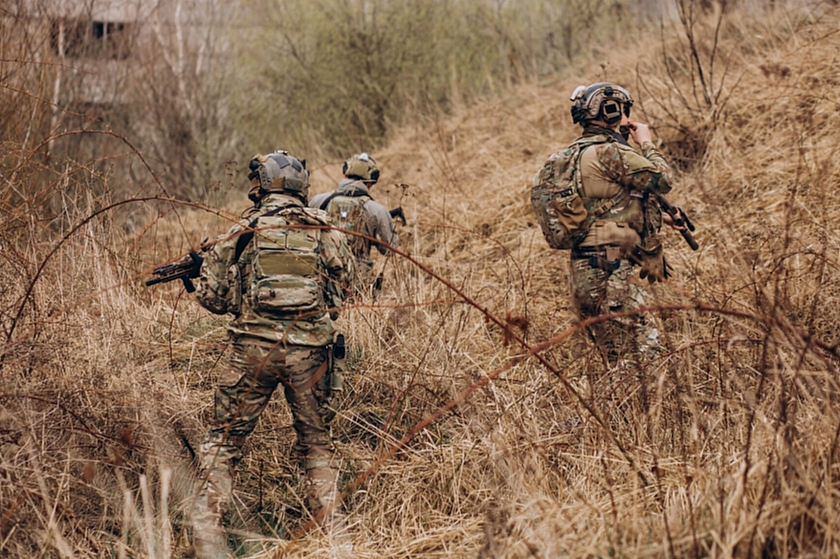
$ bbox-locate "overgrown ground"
[4,4,840,559]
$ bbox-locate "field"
[3,2,840,558]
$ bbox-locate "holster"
[316,336,345,424]
[573,245,624,274]
[588,255,621,273]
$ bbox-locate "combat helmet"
[570,82,633,126]
[342,153,380,184]
[247,150,309,202]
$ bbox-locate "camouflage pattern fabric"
[575,126,672,248]
[196,193,353,345]
[322,189,377,290]
[192,193,353,557]
[193,340,343,558]
[532,125,674,413]
[323,192,374,266]
[531,136,622,250]
[569,255,662,419]
[570,257,661,367]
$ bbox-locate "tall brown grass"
[3,2,840,558]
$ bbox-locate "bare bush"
[232,0,635,159]
[3,2,840,559]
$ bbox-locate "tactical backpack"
[320,190,371,259]
[531,136,628,250]
[237,207,329,318]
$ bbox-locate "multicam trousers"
[569,255,661,396]
[193,336,341,558]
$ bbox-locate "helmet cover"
[248,150,310,201]
[342,153,380,183]
[570,82,633,126]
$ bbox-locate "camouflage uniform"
[537,124,673,377]
[192,192,353,556]
[309,179,399,292]
[572,125,671,369]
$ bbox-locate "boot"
[193,444,234,559]
[305,463,352,553]
[193,472,229,559]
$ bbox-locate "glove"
[639,254,672,284]
[635,238,672,284]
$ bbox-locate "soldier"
[532,82,681,389]
[191,150,353,557]
[309,153,399,295]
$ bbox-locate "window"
[51,19,133,60]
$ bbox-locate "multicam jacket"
[576,126,674,248]
[195,193,353,346]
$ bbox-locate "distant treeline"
[1,0,792,202]
[233,0,646,158]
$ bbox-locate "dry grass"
[4,4,840,559]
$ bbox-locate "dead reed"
[3,3,840,558]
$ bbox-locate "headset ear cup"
[601,100,622,124]
[342,161,348,175]
[370,169,380,184]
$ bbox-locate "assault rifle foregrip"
[389,206,406,226]
[654,193,699,251]
[145,251,204,293]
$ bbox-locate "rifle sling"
[318,187,372,211]
[586,189,631,225]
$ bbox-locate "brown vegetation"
[3,2,840,558]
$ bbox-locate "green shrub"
[232,0,633,157]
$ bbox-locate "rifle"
[652,192,699,251]
[145,251,204,293]
[389,206,406,226]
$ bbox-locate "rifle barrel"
[681,228,700,251]
[655,193,699,251]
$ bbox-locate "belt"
[571,245,624,260]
